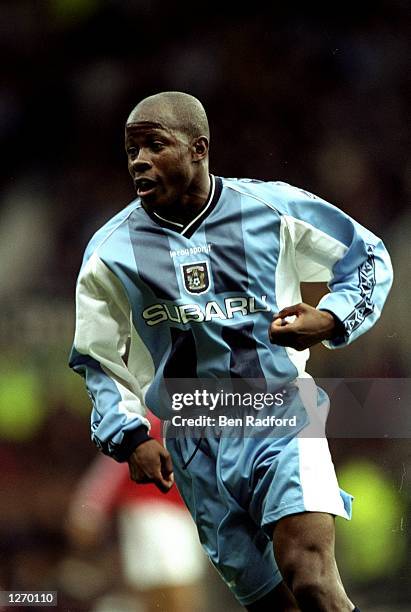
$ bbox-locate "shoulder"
[81,199,141,270]
[221,177,315,213]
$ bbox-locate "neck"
[155,173,212,225]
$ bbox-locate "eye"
[127,146,138,158]
[151,141,164,152]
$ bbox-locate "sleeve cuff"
[114,425,152,462]
[318,308,348,348]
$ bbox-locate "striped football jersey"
[69,176,393,460]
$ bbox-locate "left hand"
[128,439,174,494]
[268,302,336,351]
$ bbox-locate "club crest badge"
[181,261,210,294]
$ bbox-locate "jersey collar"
[143,175,223,238]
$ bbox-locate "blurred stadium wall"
[0,1,409,610]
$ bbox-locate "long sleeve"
[277,184,393,348]
[69,252,151,461]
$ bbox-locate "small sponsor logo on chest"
[169,243,212,258]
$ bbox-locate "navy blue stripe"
[128,209,179,300]
[205,191,248,294]
[163,327,198,379]
[222,322,265,381]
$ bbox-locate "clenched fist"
[269,303,341,351]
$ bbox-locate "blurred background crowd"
[0,1,409,610]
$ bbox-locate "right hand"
[128,439,174,493]
[268,302,337,350]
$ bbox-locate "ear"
[192,136,209,162]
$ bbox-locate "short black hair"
[128,91,210,140]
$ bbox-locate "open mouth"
[134,178,157,197]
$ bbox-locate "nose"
[131,150,152,173]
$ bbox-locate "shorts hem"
[236,571,283,606]
[261,502,351,536]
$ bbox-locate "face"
[125,112,198,210]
